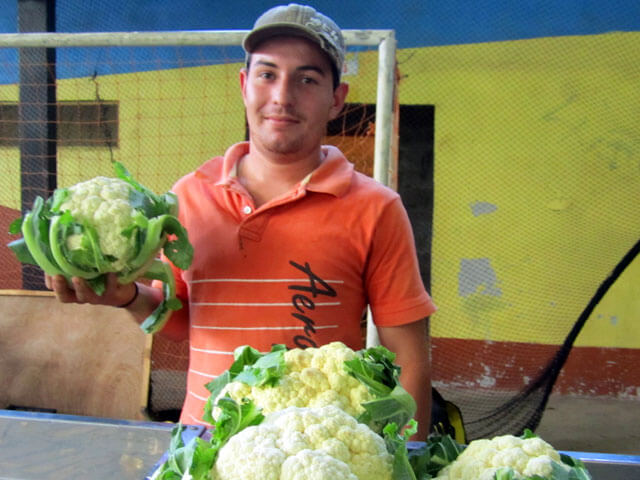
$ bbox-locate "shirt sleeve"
[365,196,437,327]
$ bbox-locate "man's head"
[243,3,345,89]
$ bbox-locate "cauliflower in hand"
[8,162,193,333]
[212,405,393,480]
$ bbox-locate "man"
[47,4,436,439]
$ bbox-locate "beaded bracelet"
[117,283,139,308]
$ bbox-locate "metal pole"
[0,30,391,48]
[367,30,397,348]
[18,0,57,290]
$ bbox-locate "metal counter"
[559,450,640,480]
[1,409,638,480]
[0,409,200,480]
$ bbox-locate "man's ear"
[329,82,349,120]
[239,67,248,101]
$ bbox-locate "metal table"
[0,410,202,480]
[1,409,638,480]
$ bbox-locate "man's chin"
[262,139,304,156]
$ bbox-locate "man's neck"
[237,146,325,208]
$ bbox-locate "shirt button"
[243,205,252,215]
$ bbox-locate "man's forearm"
[377,318,432,441]
[121,282,165,325]
[397,347,432,440]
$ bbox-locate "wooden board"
[0,290,151,420]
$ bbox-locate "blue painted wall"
[2,0,639,46]
[1,0,639,84]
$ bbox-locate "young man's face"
[240,36,348,161]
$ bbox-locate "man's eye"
[301,76,318,84]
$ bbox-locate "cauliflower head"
[214,342,374,418]
[211,405,393,480]
[59,176,138,271]
[435,433,566,480]
[8,161,194,334]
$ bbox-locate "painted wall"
[394,33,640,349]
[0,1,638,395]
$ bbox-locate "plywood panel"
[0,290,151,420]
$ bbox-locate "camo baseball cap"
[243,3,345,78]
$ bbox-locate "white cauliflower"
[9,161,193,333]
[59,176,138,270]
[213,342,375,418]
[211,405,393,480]
[435,433,567,480]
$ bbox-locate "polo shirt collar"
[196,142,354,198]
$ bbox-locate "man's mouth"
[264,115,300,124]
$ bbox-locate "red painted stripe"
[432,337,640,397]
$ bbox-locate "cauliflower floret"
[521,436,561,461]
[59,176,137,270]
[491,447,530,472]
[213,342,374,420]
[280,449,358,480]
[523,454,557,477]
[212,405,393,480]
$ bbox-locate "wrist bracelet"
[117,283,139,308]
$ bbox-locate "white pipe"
[0,30,393,48]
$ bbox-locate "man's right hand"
[44,273,137,308]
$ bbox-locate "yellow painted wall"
[0,84,20,211]
[395,32,639,348]
[55,61,247,193]
[1,34,637,350]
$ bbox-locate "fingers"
[44,272,134,307]
[47,274,80,304]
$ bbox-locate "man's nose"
[273,76,294,105]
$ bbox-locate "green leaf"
[156,398,264,480]
[233,348,286,387]
[358,384,417,433]
[345,345,416,432]
[7,238,37,266]
[384,421,418,480]
[159,213,194,270]
[19,197,64,276]
[8,217,23,235]
[344,345,400,397]
[225,344,288,387]
[408,433,464,478]
[139,259,182,334]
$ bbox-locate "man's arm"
[377,317,431,441]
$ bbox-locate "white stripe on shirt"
[190,278,344,284]
[190,346,235,355]
[191,301,341,307]
[192,324,339,331]
[188,390,210,402]
[190,369,218,379]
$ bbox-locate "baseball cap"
[243,3,346,79]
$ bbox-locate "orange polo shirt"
[159,142,436,425]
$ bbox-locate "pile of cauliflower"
[212,342,374,419]
[212,405,393,480]
[153,341,592,480]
